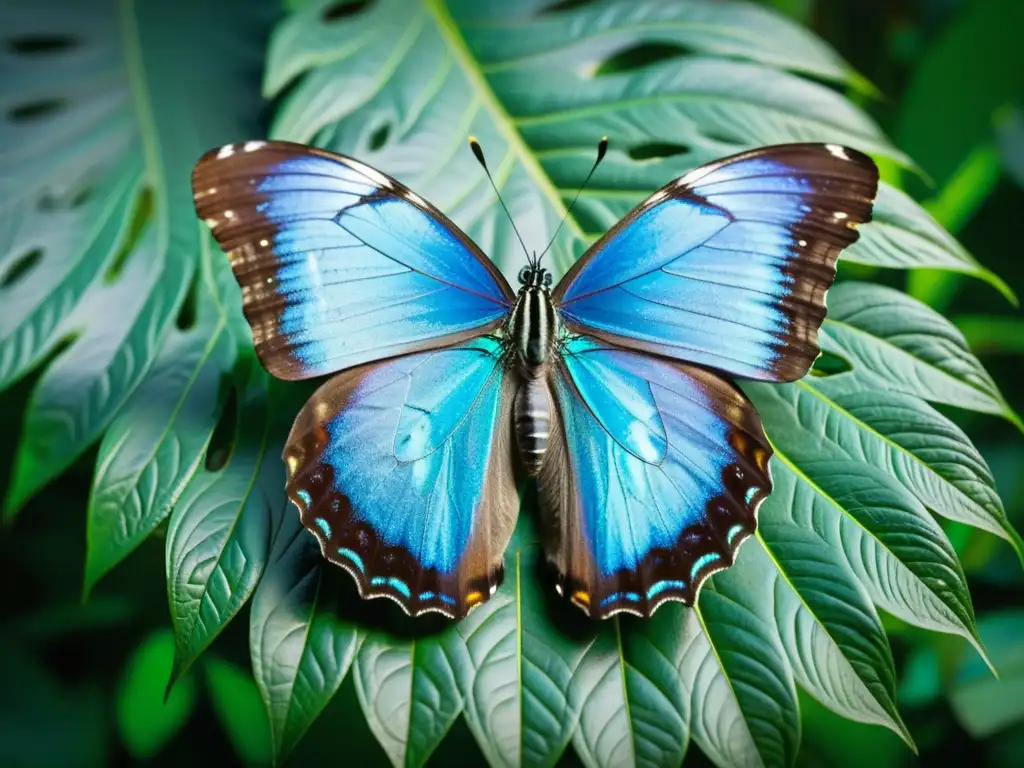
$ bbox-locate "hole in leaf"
[544,0,601,12]
[104,187,153,283]
[809,350,853,377]
[369,123,390,151]
[37,182,94,212]
[322,0,373,22]
[595,42,692,76]
[8,34,80,54]
[1,248,43,289]
[627,142,691,161]
[175,270,201,331]
[205,384,239,472]
[8,98,66,122]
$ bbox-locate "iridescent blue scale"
[193,139,878,619]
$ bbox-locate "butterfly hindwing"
[553,143,879,382]
[283,337,519,619]
[192,140,514,381]
[539,334,772,618]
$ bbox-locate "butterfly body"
[193,139,879,621]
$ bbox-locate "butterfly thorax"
[511,266,558,475]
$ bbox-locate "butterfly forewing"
[553,143,879,383]
[191,140,514,381]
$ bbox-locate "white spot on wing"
[223,210,235,219]
[825,144,849,160]
[216,144,235,160]
[404,190,427,208]
[244,140,266,152]
[834,211,848,220]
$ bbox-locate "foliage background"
[1,0,1023,766]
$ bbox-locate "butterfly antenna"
[536,137,608,265]
[468,137,533,266]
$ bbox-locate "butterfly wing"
[284,336,519,619]
[539,335,772,618]
[193,140,515,380]
[552,143,879,382]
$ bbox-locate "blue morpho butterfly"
[192,137,878,621]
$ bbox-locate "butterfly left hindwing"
[283,336,519,619]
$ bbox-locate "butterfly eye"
[518,266,530,284]
[544,272,553,287]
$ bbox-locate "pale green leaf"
[249,504,362,763]
[820,282,1021,429]
[165,364,283,683]
[84,240,240,595]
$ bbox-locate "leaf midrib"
[426,0,583,244]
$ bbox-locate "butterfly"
[192,138,878,620]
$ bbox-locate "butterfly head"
[518,263,553,290]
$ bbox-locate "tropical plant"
[1,0,1021,766]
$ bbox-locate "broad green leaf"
[765,452,983,659]
[265,0,911,284]
[0,0,273,516]
[819,282,1022,430]
[844,183,1014,303]
[756,510,909,744]
[165,362,283,684]
[748,381,1023,559]
[249,503,362,763]
[205,656,274,766]
[247,1,1018,765]
[83,240,240,595]
[116,629,198,761]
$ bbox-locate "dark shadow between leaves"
[595,42,694,76]
[103,187,153,284]
[8,98,66,122]
[7,35,80,55]
[1,248,44,290]
[322,0,374,23]
[628,142,692,161]
[809,349,854,377]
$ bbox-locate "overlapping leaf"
[4,0,1019,766]
[247,1,1019,766]
[0,0,274,517]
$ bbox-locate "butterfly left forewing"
[539,334,771,618]
[284,336,519,619]
[192,140,514,381]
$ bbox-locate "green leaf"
[748,381,1023,561]
[265,0,914,284]
[894,0,1024,190]
[249,502,362,763]
[83,239,239,595]
[0,0,272,516]
[205,656,274,766]
[844,183,1014,304]
[230,1,1020,764]
[948,609,1024,738]
[165,362,283,684]
[818,282,1022,430]
[116,629,198,760]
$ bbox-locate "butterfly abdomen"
[514,377,551,475]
